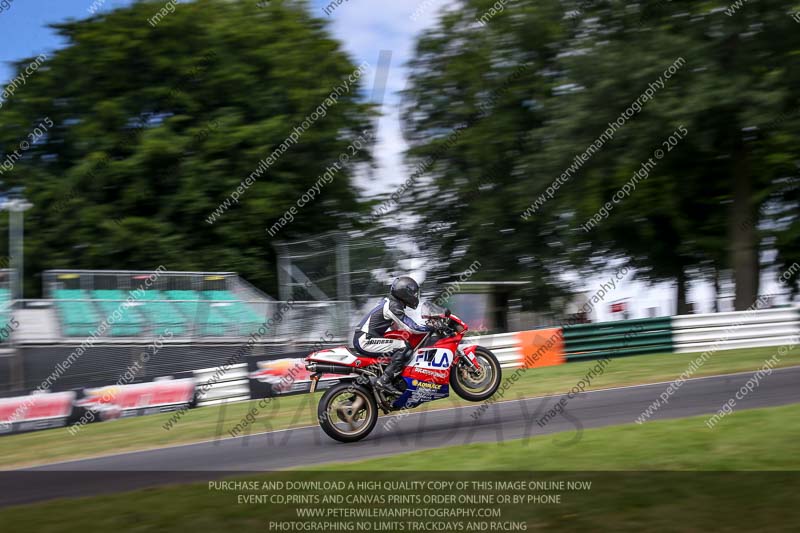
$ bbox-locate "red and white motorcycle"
[305,302,501,442]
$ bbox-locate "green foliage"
[401,0,572,308]
[0,0,374,296]
[402,0,800,310]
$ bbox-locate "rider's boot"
[374,348,410,396]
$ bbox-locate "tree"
[555,0,800,310]
[400,0,573,310]
[0,0,374,297]
[402,0,800,312]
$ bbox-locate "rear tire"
[317,382,378,443]
[450,346,502,402]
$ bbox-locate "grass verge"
[0,404,798,531]
[313,402,800,471]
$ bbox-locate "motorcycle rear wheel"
[318,382,378,442]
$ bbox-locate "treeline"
[0,0,374,297]
[400,0,800,311]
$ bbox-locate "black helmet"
[390,276,420,309]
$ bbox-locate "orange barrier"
[515,328,565,368]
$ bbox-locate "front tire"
[317,382,378,443]
[450,346,502,402]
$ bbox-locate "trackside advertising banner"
[0,391,76,435]
[75,378,196,422]
[0,378,196,436]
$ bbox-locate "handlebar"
[423,309,466,335]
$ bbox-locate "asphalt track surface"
[2,365,800,507]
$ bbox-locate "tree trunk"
[730,144,759,310]
[676,267,690,315]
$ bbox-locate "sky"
[0,0,792,318]
[0,1,131,73]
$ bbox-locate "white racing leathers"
[352,296,428,356]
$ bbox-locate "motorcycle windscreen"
[418,299,447,317]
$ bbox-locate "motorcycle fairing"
[392,377,449,409]
[306,347,388,369]
[392,345,454,409]
[306,347,361,366]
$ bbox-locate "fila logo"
[414,348,451,369]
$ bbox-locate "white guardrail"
[672,306,800,353]
[192,364,251,406]
[460,333,523,369]
[192,334,525,406]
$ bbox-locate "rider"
[353,276,429,396]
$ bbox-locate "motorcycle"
[305,302,502,442]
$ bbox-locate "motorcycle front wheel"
[450,346,502,402]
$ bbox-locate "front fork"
[457,346,482,370]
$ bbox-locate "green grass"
[0,346,796,469]
[314,403,800,471]
[1,404,798,532]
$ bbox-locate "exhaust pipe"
[306,363,356,375]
